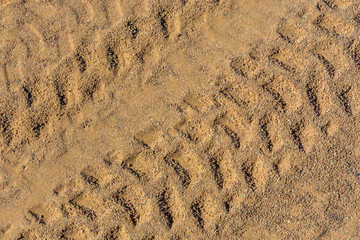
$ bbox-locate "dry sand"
[0,0,359,239]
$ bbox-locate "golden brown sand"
[0,0,359,239]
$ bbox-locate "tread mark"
[157,189,174,229]
[81,77,99,100]
[127,21,139,39]
[53,78,67,109]
[259,117,273,152]
[106,45,119,75]
[224,199,231,213]
[241,164,255,190]
[112,189,139,226]
[69,195,97,221]
[338,87,352,116]
[165,153,191,189]
[230,57,246,76]
[136,49,146,64]
[31,118,47,138]
[142,235,155,240]
[291,121,304,151]
[262,82,286,112]
[208,156,224,189]
[0,113,12,145]
[277,31,292,43]
[70,8,82,24]
[175,120,200,143]
[354,14,360,24]
[121,156,145,180]
[22,86,33,107]
[104,226,120,240]
[269,49,296,73]
[219,89,249,110]
[158,10,169,39]
[75,53,87,73]
[222,125,240,149]
[191,198,204,229]
[315,53,335,78]
[230,56,258,77]
[321,0,338,10]
[80,169,99,187]
[28,210,46,225]
[348,41,360,70]
[306,83,321,116]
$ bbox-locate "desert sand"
[0,0,359,239]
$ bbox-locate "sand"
[0,0,359,239]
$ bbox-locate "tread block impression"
[269,47,298,73]
[252,157,270,192]
[308,70,335,115]
[80,165,114,187]
[28,204,56,225]
[165,151,191,189]
[230,55,259,77]
[121,152,154,181]
[241,156,270,192]
[264,75,303,113]
[166,150,205,190]
[157,188,174,229]
[112,188,140,226]
[291,120,316,153]
[135,127,163,149]
[175,117,214,144]
[111,185,152,226]
[70,191,106,221]
[314,13,355,37]
[183,93,216,114]
[277,19,306,43]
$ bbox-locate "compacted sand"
[0,0,359,239]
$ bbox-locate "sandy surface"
[0,0,359,239]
